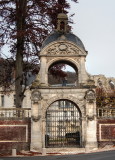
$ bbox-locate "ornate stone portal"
[31,13,98,152]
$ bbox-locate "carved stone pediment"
[47,43,79,56]
[40,41,87,56]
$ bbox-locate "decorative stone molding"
[82,79,96,89]
[86,115,95,121]
[78,95,84,101]
[46,57,80,65]
[85,89,96,103]
[47,57,80,74]
[46,57,55,63]
[31,115,41,122]
[31,90,42,103]
[42,95,85,117]
[73,57,81,63]
[46,43,79,56]
[40,41,87,56]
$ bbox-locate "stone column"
[85,89,98,151]
[31,90,42,152]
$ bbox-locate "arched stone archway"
[42,95,85,119]
[47,57,80,73]
[37,95,86,149]
[45,99,82,147]
[31,12,98,152]
[47,58,79,86]
[38,40,88,87]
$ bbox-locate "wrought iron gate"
[46,100,81,147]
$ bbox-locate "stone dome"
[57,13,68,19]
[41,31,85,51]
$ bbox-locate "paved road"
[1,150,115,160]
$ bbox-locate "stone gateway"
[31,13,98,152]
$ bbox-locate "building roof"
[41,31,85,51]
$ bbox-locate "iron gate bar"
[46,100,81,148]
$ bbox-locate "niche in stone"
[48,60,78,87]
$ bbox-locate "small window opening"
[60,21,65,30]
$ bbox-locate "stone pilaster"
[85,89,98,151]
[30,90,42,152]
[39,57,48,86]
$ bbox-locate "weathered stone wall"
[92,74,115,89]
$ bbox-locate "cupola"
[57,13,68,32]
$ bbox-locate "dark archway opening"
[48,60,78,87]
[45,99,81,148]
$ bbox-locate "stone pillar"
[31,90,42,152]
[85,89,98,151]
[39,57,47,86]
[79,57,88,84]
[42,118,46,148]
[81,116,86,147]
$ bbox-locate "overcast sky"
[1,1,115,78]
[69,0,115,78]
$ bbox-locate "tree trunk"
[15,0,27,108]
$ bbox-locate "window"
[1,95,4,107]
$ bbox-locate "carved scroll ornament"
[46,43,80,56]
[31,115,41,122]
[31,90,42,103]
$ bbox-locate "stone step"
[45,148,85,154]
